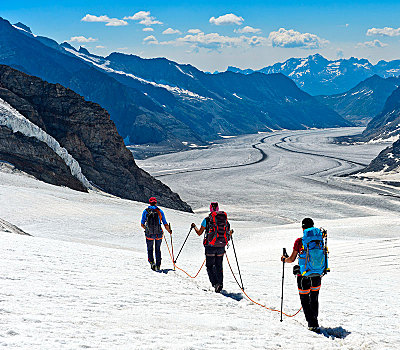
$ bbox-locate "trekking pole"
[280,248,289,322]
[174,227,193,264]
[231,233,245,290]
[169,223,175,271]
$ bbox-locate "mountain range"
[0,18,350,154]
[315,75,400,126]
[227,54,400,96]
[0,64,191,212]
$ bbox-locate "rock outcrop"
[0,65,192,212]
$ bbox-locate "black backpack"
[145,208,162,236]
[204,211,230,247]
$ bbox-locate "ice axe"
[280,247,289,322]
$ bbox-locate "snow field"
[1,128,400,348]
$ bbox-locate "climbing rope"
[225,254,302,318]
[162,234,302,318]
[163,235,205,279]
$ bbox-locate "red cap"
[149,197,157,204]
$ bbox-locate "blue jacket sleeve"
[159,209,168,225]
[141,209,148,225]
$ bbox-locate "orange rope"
[162,235,301,318]
[163,235,206,278]
[225,254,302,318]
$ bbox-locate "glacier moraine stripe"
[0,97,92,189]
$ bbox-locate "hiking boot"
[150,262,156,271]
[308,327,320,333]
[155,265,161,272]
[214,284,223,293]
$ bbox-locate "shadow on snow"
[220,290,244,301]
[319,326,351,339]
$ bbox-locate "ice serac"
[0,65,192,212]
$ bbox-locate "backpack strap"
[155,208,163,225]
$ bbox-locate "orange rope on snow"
[225,254,302,318]
[163,235,206,279]
[162,234,302,319]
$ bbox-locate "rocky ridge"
[0,65,192,212]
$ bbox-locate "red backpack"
[203,211,231,247]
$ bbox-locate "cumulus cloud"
[69,36,97,43]
[143,27,154,32]
[235,26,261,34]
[162,28,182,35]
[176,32,266,49]
[143,35,159,44]
[81,14,128,26]
[188,29,202,34]
[209,13,244,26]
[367,27,400,37]
[124,11,162,26]
[356,40,388,48]
[268,28,328,49]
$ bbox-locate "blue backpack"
[298,227,328,277]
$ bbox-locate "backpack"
[298,227,328,277]
[145,208,163,238]
[203,211,231,247]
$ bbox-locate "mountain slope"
[315,75,400,125]
[228,54,400,95]
[0,65,191,211]
[0,18,350,152]
[360,86,400,143]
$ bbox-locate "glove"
[191,223,196,229]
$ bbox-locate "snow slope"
[0,97,91,189]
[1,128,400,349]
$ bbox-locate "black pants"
[146,239,162,266]
[297,275,321,327]
[205,246,225,287]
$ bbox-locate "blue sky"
[3,1,400,71]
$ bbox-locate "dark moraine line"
[154,133,273,178]
[274,136,369,167]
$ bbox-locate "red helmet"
[149,197,157,204]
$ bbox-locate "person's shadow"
[220,290,244,301]
[318,327,351,339]
[157,268,175,274]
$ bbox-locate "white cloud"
[124,11,162,26]
[336,49,344,58]
[176,32,266,49]
[356,40,388,48]
[81,14,128,27]
[188,29,202,34]
[96,45,105,49]
[268,28,328,49]
[163,28,182,35]
[209,13,244,26]
[143,35,159,44]
[235,26,261,34]
[367,27,400,37]
[106,18,128,26]
[117,47,128,51]
[69,36,98,43]
[143,27,154,32]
